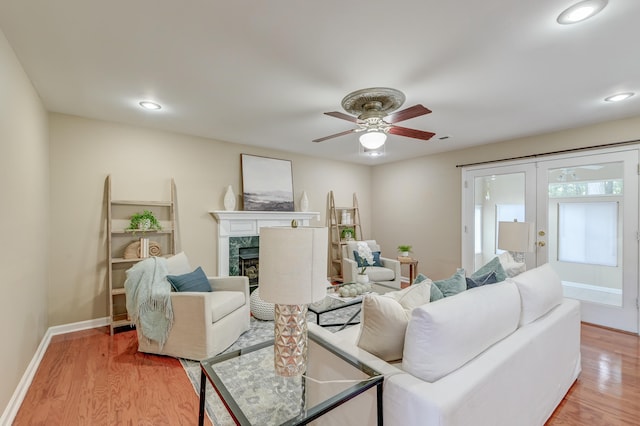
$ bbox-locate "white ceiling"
[1,0,639,165]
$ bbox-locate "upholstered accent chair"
[342,240,402,288]
[136,253,250,361]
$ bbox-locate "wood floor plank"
[12,322,640,425]
[13,327,210,425]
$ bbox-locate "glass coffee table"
[308,281,397,329]
[199,333,383,425]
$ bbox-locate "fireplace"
[228,236,259,291]
[239,246,259,289]
[210,210,320,281]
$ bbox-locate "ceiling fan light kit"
[313,87,435,148]
[359,130,387,149]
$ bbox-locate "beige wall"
[0,29,49,414]
[371,115,640,280]
[48,113,371,326]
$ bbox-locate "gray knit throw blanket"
[125,257,173,348]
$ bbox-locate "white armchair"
[135,252,250,361]
[342,240,402,288]
[137,276,250,361]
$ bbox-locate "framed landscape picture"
[241,154,294,211]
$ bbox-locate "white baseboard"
[0,317,109,426]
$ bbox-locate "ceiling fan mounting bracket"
[341,87,406,118]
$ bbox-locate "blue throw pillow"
[433,268,467,298]
[353,250,383,267]
[472,257,507,282]
[466,270,498,289]
[167,266,211,292]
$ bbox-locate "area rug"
[180,306,362,425]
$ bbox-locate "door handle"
[537,241,546,247]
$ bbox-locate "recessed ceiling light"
[557,0,608,24]
[139,101,162,110]
[604,92,634,102]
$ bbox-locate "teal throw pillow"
[167,266,211,292]
[466,270,498,289]
[430,284,444,302]
[413,273,429,285]
[353,250,383,267]
[433,268,467,298]
[472,257,507,283]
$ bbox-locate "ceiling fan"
[313,87,435,149]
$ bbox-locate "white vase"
[300,190,309,212]
[223,185,236,211]
[356,274,369,284]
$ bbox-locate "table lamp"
[259,225,328,376]
[497,220,535,263]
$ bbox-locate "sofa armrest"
[380,257,401,279]
[207,276,250,302]
[168,291,214,336]
[342,257,359,283]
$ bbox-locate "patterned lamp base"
[273,304,308,377]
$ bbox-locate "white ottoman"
[250,288,275,321]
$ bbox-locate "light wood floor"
[12,323,640,425]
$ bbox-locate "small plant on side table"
[397,245,412,257]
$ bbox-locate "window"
[558,201,618,266]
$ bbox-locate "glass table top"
[200,333,383,425]
[308,281,398,315]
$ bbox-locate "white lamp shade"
[259,226,328,305]
[359,130,387,149]
[498,221,535,253]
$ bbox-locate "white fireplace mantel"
[210,210,321,276]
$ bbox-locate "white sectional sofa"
[308,263,581,426]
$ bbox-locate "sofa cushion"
[166,252,192,275]
[353,250,383,267]
[210,291,246,322]
[433,268,466,298]
[510,263,563,326]
[465,270,498,289]
[167,266,211,292]
[415,273,443,302]
[498,251,527,277]
[345,240,380,260]
[356,282,431,361]
[364,266,396,282]
[472,256,508,282]
[403,280,521,382]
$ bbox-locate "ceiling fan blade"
[324,111,358,123]
[312,128,356,143]
[388,125,436,141]
[386,104,432,123]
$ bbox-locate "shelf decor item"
[126,210,162,235]
[259,225,328,376]
[223,185,236,211]
[300,190,309,212]
[241,154,294,211]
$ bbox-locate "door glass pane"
[547,162,623,307]
[558,202,618,266]
[474,173,525,272]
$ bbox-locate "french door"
[462,148,639,333]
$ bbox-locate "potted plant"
[355,242,374,284]
[126,210,162,235]
[397,244,412,257]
